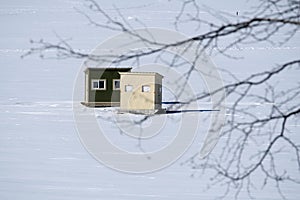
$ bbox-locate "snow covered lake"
[1,0,299,199]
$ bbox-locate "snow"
[1,0,300,199]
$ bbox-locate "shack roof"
[119,72,163,78]
[84,67,132,73]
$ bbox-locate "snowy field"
[1,0,299,199]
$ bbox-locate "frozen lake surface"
[1,0,299,199]
[2,100,299,200]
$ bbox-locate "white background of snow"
[0,0,299,199]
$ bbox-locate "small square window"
[99,80,105,88]
[113,79,120,90]
[92,79,106,90]
[93,81,98,89]
[142,85,150,92]
[125,85,133,92]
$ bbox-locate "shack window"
[142,85,150,92]
[92,79,106,90]
[125,85,133,92]
[113,79,120,90]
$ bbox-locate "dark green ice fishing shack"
[81,67,132,107]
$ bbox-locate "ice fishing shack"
[119,72,163,113]
[81,67,132,107]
